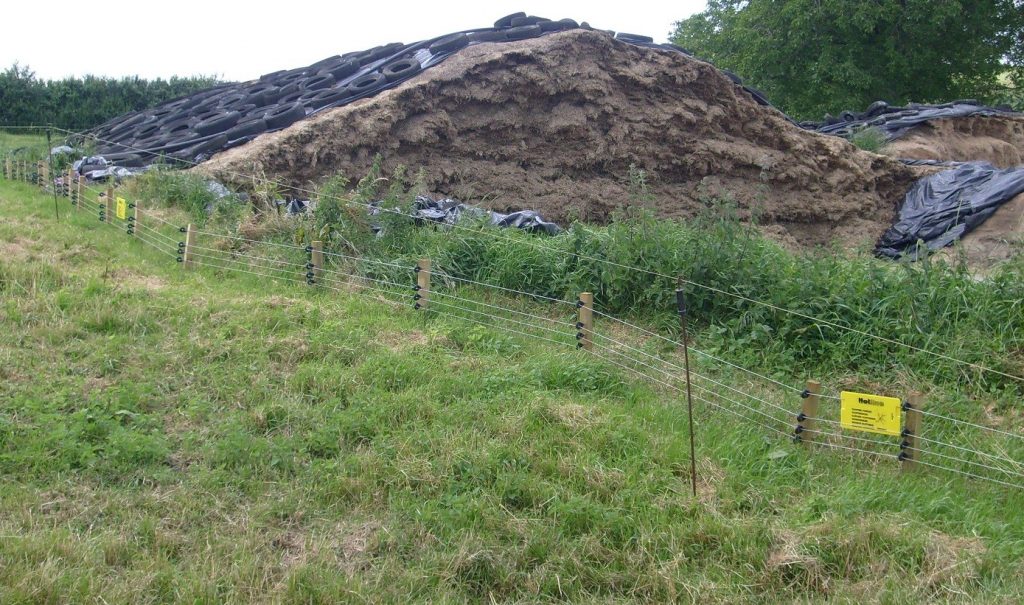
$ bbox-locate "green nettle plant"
[849,126,888,153]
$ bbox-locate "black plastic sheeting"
[804,100,1020,141]
[876,162,1024,259]
[371,195,561,235]
[77,12,1019,163]
[78,14,726,168]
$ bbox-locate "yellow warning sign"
[116,197,127,220]
[840,391,902,436]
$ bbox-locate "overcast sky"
[1,1,708,82]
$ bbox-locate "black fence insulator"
[900,439,910,450]
[901,428,913,438]
[414,265,421,273]
[127,216,134,222]
[179,226,186,233]
[575,321,584,329]
[176,257,183,263]
[898,451,909,462]
[575,332,584,340]
[796,412,807,422]
[414,302,422,310]
[126,228,134,235]
[306,278,315,285]
[305,271,315,279]
[576,342,583,350]
[901,400,912,411]
[304,246,312,254]
[794,424,805,434]
[305,262,313,270]
[178,242,185,248]
[575,299,584,308]
[128,203,135,209]
[413,294,422,301]
[800,389,811,399]
[413,284,421,291]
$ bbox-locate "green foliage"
[671,0,1024,119]
[128,169,224,222]
[0,62,221,131]
[849,126,888,153]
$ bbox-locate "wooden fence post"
[182,224,196,268]
[65,168,73,198]
[796,380,821,445]
[415,259,431,309]
[577,292,594,351]
[76,174,83,209]
[310,240,323,284]
[128,201,140,237]
[3,156,10,180]
[105,185,114,223]
[900,392,924,472]
[38,161,47,189]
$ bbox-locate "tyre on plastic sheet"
[429,33,469,54]
[382,57,421,82]
[325,60,359,81]
[469,31,508,43]
[510,16,546,27]
[540,19,577,32]
[494,12,526,28]
[346,72,386,96]
[301,73,336,91]
[264,103,306,129]
[505,25,542,40]
[225,118,267,140]
[195,111,241,136]
[615,32,654,43]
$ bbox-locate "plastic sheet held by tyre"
[808,101,1020,141]
[408,196,561,235]
[875,162,1024,259]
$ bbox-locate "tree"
[671,0,1024,120]
[0,63,222,131]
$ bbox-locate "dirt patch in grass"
[0,238,32,260]
[377,329,429,352]
[110,268,167,292]
[202,29,921,250]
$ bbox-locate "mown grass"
[4,168,1024,603]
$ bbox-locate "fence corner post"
[901,392,924,472]
[182,223,196,268]
[415,258,431,310]
[797,380,821,446]
[577,292,594,351]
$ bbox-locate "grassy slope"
[2,179,1024,604]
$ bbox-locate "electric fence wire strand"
[590,329,798,415]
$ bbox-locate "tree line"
[0,63,222,132]
[672,0,1024,120]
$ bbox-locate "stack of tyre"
[82,13,735,168]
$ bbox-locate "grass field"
[2,175,1024,603]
